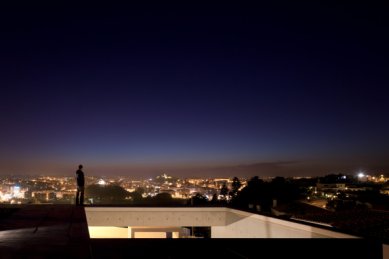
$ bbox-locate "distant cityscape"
[0,173,243,204]
[0,172,387,206]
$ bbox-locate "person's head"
[78,164,83,169]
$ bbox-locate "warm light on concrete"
[85,207,357,239]
[88,226,129,238]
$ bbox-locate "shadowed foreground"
[0,205,383,259]
[0,205,91,259]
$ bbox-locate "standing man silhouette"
[76,164,85,206]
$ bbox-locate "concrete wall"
[129,227,183,238]
[85,207,226,227]
[211,209,356,238]
[88,226,129,238]
[85,207,357,239]
[383,244,389,259]
[88,226,184,239]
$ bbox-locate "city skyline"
[0,160,384,179]
[1,2,388,178]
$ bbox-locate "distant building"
[32,191,56,201]
[380,185,389,195]
[316,183,346,192]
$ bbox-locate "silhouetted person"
[75,164,85,206]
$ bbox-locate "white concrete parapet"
[85,207,358,239]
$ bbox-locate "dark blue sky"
[0,1,388,178]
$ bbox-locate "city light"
[98,179,107,185]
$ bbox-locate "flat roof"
[0,204,91,258]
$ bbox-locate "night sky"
[0,1,388,178]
